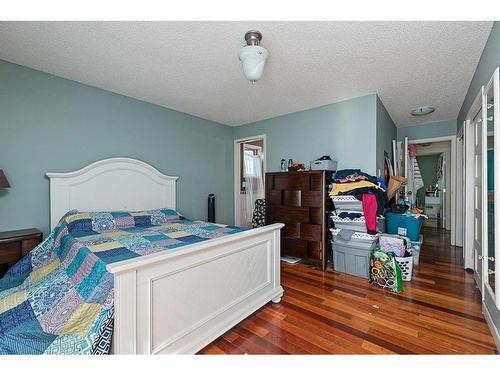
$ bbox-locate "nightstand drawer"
[0,242,22,264]
[22,239,40,256]
[0,228,43,277]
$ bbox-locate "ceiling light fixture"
[410,106,435,116]
[239,30,268,84]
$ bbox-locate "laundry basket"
[395,255,414,281]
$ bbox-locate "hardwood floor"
[199,227,498,354]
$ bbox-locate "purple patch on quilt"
[70,254,98,285]
[115,216,135,229]
[54,227,69,248]
[133,246,161,256]
[153,238,181,248]
[61,242,84,269]
[214,227,232,233]
[38,289,84,334]
[165,215,180,221]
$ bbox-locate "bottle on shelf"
[280,159,287,172]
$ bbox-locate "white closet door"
[485,67,500,308]
[473,100,486,293]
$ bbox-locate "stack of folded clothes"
[329,169,388,235]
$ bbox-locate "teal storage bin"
[385,212,423,241]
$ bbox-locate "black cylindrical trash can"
[208,194,215,223]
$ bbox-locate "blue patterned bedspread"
[0,209,245,354]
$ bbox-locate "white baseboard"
[483,302,500,353]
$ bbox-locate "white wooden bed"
[46,157,284,354]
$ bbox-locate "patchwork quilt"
[0,209,245,354]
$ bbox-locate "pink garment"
[362,193,378,234]
[408,144,417,158]
[334,176,367,183]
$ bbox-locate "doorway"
[415,151,446,228]
[234,135,266,227]
[408,136,457,242]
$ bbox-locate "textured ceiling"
[0,21,493,127]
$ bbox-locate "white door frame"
[484,67,500,309]
[234,134,267,226]
[456,126,464,247]
[409,135,457,244]
[464,88,485,272]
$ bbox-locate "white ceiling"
[0,21,493,127]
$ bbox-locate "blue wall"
[0,60,234,234]
[232,94,378,175]
[458,21,500,130]
[376,96,397,176]
[397,119,457,141]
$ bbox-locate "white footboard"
[107,223,284,354]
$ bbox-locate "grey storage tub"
[330,228,378,249]
[331,240,376,279]
[330,195,363,212]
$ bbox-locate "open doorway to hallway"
[234,135,266,227]
[407,136,458,244]
[414,143,450,230]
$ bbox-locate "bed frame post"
[112,269,138,354]
[271,228,282,304]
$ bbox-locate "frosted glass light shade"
[238,45,269,82]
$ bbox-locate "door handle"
[488,269,495,275]
[487,256,495,261]
[478,255,484,259]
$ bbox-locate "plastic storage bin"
[312,159,337,171]
[411,235,423,266]
[331,214,367,231]
[330,195,363,212]
[330,228,378,249]
[385,212,423,241]
[331,240,377,279]
[331,214,385,233]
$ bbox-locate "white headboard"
[46,158,178,230]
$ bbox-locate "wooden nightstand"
[0,228,43,277]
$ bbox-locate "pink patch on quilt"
[115,216,135,229]
[54,227,69,248]
[215,227,232,233]
[70,255,98,285]
[165,215,179,221]
[61,242,84,269]
[153,238,181,247]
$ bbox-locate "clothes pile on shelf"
[329,169,388,235]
